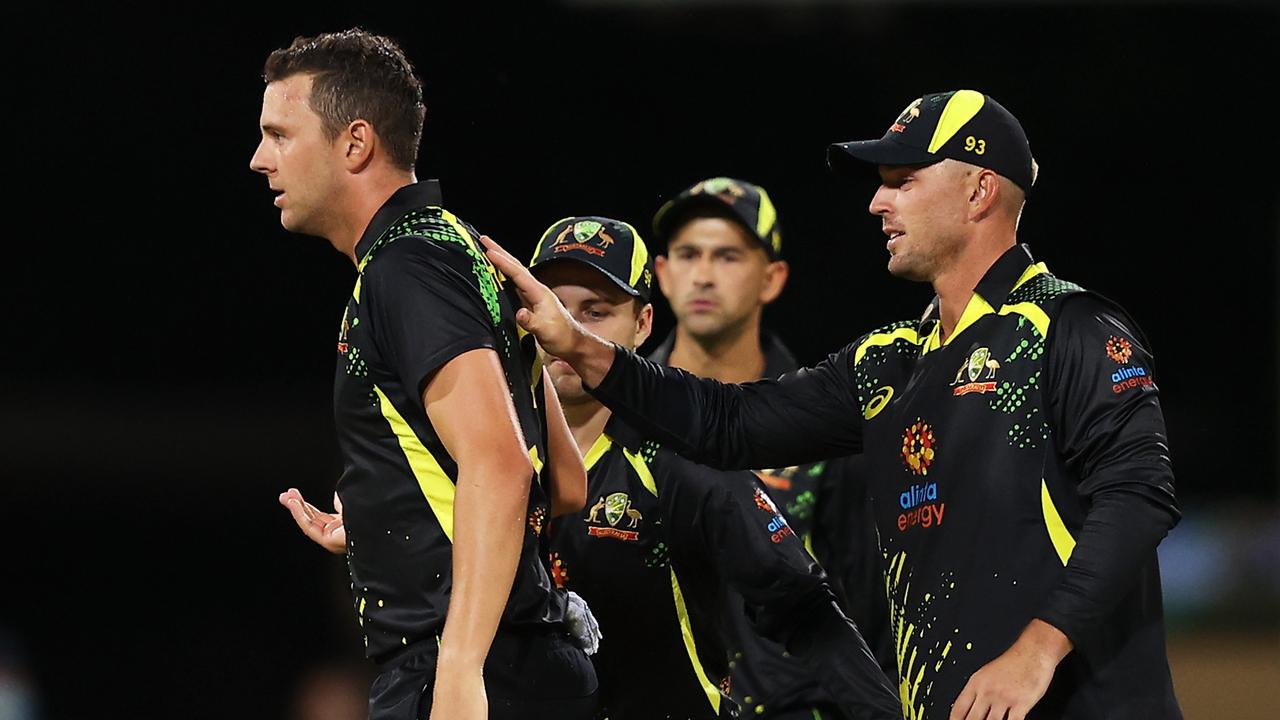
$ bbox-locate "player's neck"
[932,233,1016,342]
[334,171,418,265]
[564,398,612,458]
[667,316,766,383]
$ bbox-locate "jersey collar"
[354,180,445,265]
[921,243,1048,352]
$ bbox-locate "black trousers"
[368,626,598,720]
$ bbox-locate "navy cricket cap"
[653,177,783,259]
[828,90,1035,193]
[529,216,655,302]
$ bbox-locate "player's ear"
[634,302,654,347]
[968,168,1001,221]
[654,255,672,299]
[343,119,375,173]
[760,259,789,305]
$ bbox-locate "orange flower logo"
[528,506,547,536]
[549,552,569,588]
[901,420,937,476]
[753,487,778,514]
[1106,336,1133,364]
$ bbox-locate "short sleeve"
[362,239,497,396]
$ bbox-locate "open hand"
[479,235,586,358]
[949,619,1070,720]
[279,488,346,555]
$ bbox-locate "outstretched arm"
[482,235,863,470]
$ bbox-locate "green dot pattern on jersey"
[994,273,1081,450]
[644,540,670,568]
[639,440,660,464]
[853,321,916,413]
[345,346,369,378]
[786,491,816,521]
[1005,274,1083,305]
[365,211,512,357]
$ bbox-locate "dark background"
[4,2,1277,718]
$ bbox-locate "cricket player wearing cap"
[482,90,1183,719]
[530,216,901,720]
[649,178,894,719]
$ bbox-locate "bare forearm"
[437,462,531,667]
[542,369,587,517]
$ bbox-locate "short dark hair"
[263,28,425,171]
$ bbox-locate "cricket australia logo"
[952,346,1000,396]
[889,97,923,133]
[585,492,642,542]
[552,220,615,257]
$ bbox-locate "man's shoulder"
[851,317,926,366]
[365,206,486,267]
[1006,270,1087,308]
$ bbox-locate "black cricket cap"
[829,90,1035,193]
[653,177,783,259]
[529,216,655,302]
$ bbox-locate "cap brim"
[653,194,773,258]
[529,256,644,300]
[827,137,941,178]
[654,194,737,237]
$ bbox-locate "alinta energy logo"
[1106,335,1153,394]
[899,419,944,532]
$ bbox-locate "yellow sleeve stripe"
[374,385,457,542]
[439,209,479,255]
[671,568,722,715]
[927,90,986,153]
[998,303,1051,338]
[1041,479,1076,565]
[854,327,922,365]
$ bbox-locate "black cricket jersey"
[333,181,564,663]
[590,245,1182,719]
[649,331,895,718]
[547,416,900,720]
